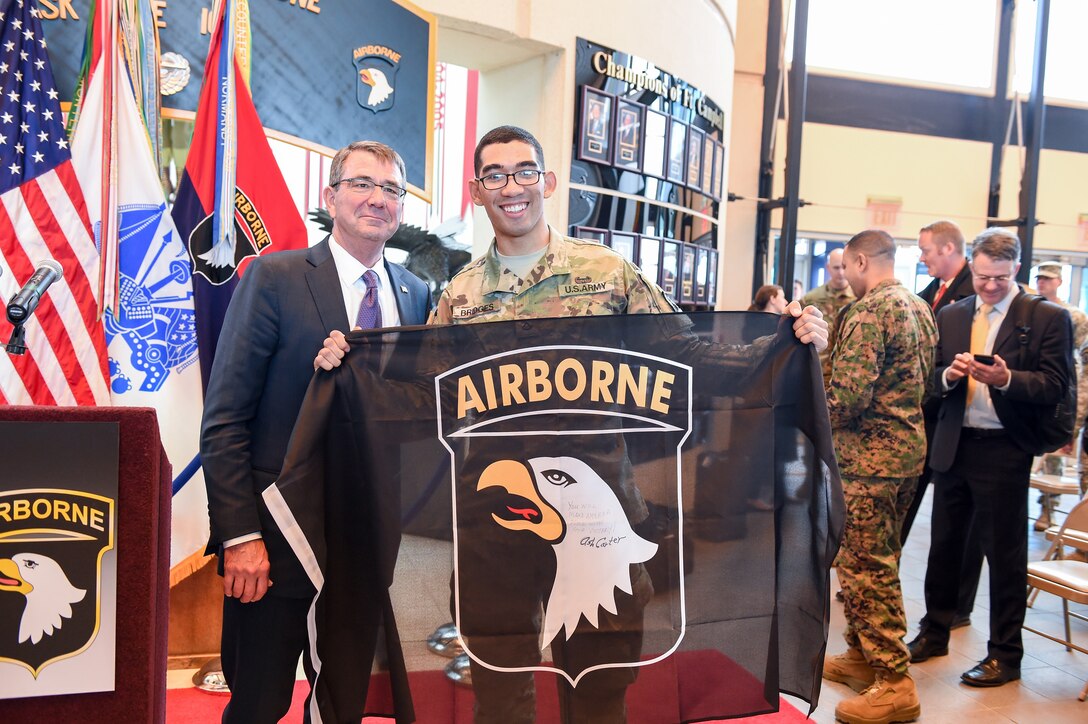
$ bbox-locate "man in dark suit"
[200,141,432,723]
[903,220,981,629]
[907,228,1074,687]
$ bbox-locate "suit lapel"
[992,289,1028,358]
[385,261,418,325]
[306,237,350,332]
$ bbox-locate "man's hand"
[223,538,272,603]
[969,352,1011,388]
[314,328,357,371]
[947,353,972,383]
[786,301,829,352]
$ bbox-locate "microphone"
[6,260,64,326]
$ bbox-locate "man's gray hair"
[328,141,406,187]
[971,227,1021,263]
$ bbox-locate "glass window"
[1012,0,1088,104]
[789,0,998,90]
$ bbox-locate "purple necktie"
[355,270,383,329]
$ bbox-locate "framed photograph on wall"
[608,231,639,263]
[701,133,716,197]
[578,86,613,164]
[667,119,687,184]
[712,141,725,200]
[613,99,644,171]
[660,239,681,298]
[642,108,669,180]
[695,246,709,303]
[686,126,704,191]
[638,236,663,287]
[573,226,609,245]
[680,243,697,303]
[707,249,719,306]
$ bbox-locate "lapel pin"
[400,285,409,293]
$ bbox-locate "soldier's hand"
[947,353,972,382]
[970,352,1011,388]
[786,301,829,352]
[223,539,272,603]
[314,328,357,371]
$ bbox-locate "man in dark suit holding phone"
[200,141,432,722]
[903,220,983,631]
[907,228,1074,688]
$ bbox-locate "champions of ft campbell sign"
[437,345,692,686]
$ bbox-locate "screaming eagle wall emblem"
[0,490,116,677]
[353,44,401,113]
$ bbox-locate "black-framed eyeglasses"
[333,176,407,201]
[475,169,544,190]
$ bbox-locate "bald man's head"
[826,248,849,291]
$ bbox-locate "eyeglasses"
[475,169,544,190]
[971,272,1013,284]
[333,176,407,201]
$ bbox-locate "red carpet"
[166,682,810,723]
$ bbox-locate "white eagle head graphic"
[358,67,393,107]
[0,553,86,645]
[476,456,658,649]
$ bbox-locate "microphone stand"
[4,323,27,355]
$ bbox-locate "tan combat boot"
[822,647,876,693]
[834,671,920,724]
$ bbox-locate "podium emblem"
[0,489,116,676]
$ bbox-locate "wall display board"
[613,99,645,171]
[41,0,436,195]
[569,38,726,308]
[573,227,610,245]
[638,236,663,288]
[608,232,639,265]
[680,243,697,304]
[661,239,682,299]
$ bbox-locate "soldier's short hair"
[329,141,406,187]
[474,126,546,175]
[845,229,896,262]
[971,228,1021,263]
[919,220,965,256]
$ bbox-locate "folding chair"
[1024,496,1088,701]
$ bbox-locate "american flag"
[0,0,110,405]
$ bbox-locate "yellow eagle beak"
[0,558,32,594]
[477,460,563,541]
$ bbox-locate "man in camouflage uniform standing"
[802,247,856,382]
[822,229,936,724]
[1034,263,1088,499]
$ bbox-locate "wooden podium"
[0,406,171,723]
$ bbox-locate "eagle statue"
[358,67,394,107]
[0,553,86,645]
[477,456,658,649]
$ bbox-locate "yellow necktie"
[966,303,993,405]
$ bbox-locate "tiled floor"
[788,486,1088,723]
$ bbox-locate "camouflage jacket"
[826,278,937,478]
[802,281,855,382]
[430,227,679,324]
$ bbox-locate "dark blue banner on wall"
[40,0,436,194]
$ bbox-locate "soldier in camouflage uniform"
[822,230,936,724]
[317,126,829,723]
[1034,263,1088,506]
[802,248,856,383]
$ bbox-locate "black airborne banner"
[266,312,843,724]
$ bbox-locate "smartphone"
[973,354,995,365]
